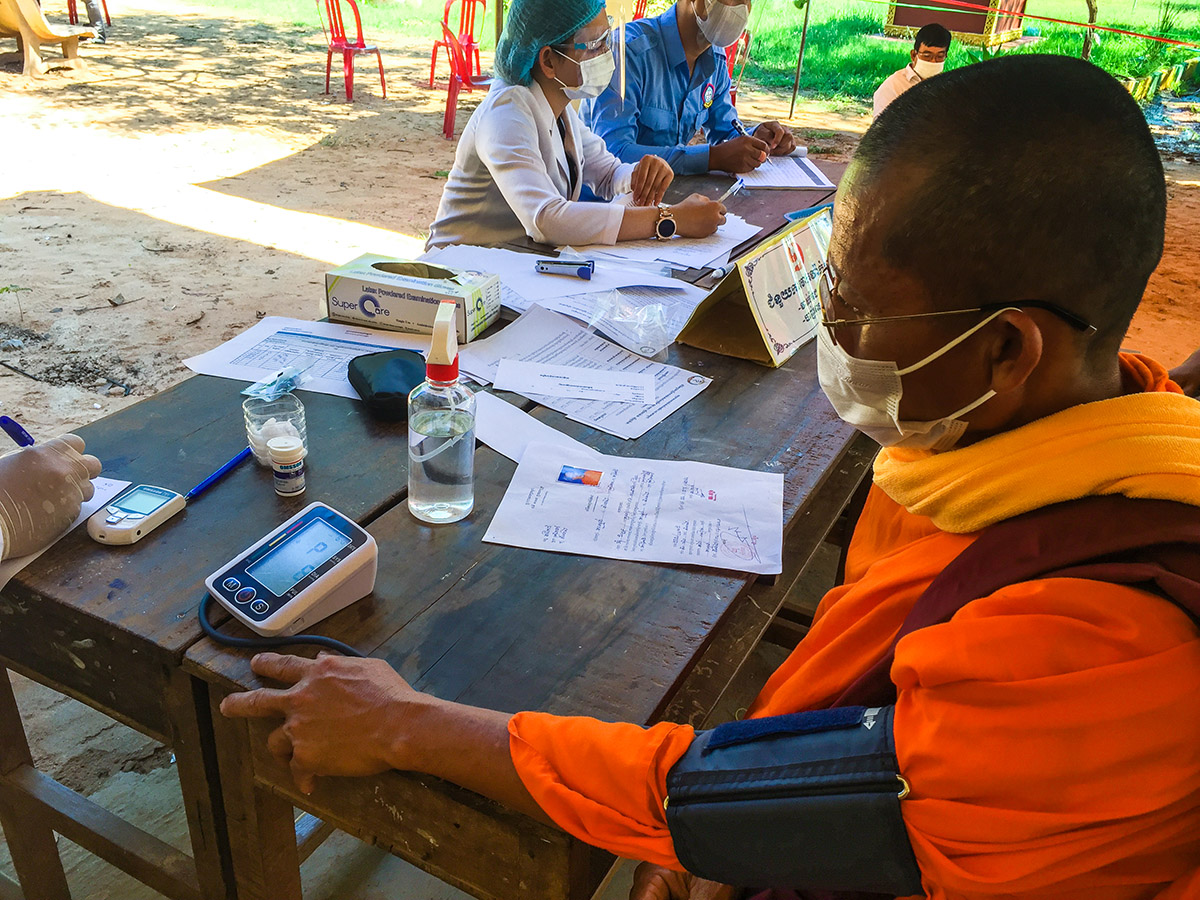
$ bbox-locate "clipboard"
[676,208,832,367]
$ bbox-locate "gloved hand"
[0,434,103,560]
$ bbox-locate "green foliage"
[742,0,1200,100]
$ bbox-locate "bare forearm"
[395,696,555,827]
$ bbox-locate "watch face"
[657,216,677,239]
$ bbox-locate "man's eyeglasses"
[818,270,1098,349]
[556,16,614,54]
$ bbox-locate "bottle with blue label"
[408,301,475,523]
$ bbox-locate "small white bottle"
[408,301,475,523]
[267,436,306,496]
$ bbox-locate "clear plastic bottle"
[408,302,475,523]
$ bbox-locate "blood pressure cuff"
[347,349,427,420]
[664,705,922,895]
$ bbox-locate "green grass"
[742,0,1200,100]
[196,0,1199,101]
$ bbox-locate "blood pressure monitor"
[205,503,378,637]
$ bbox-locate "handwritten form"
[459,306,710,440]
[484,442,784,575]
[570,213,761,269]
[739,155,835,190]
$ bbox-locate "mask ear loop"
[896,307,1020,377]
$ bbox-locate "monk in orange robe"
[222,54,1200,900]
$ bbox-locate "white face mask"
[912,58,945,79]
[816,308,1015,452]
[696,0,749,48]
[553,48,615,100]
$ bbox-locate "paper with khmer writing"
[484,442,784,575]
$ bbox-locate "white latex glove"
[0,434,103,560]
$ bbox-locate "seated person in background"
[582,0,795,175]
[0,435,102,560]
[1170,346,1200,397]
[225,56,1200,900]
[873,22,951,118]
[425,0,726,250]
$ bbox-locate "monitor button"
[106,515,123,525]
[222,577,241,592]
[250,600,270,615]
[124,513,145,521]
[234,587,256,604]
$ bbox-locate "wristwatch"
[654,204,677,240]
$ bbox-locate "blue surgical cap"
[495,0,605,85]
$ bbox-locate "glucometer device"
[205,502,377,637]
[87,484,186,545]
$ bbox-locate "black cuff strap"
[664,706,922,895]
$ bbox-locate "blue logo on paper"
[359,295,381,318]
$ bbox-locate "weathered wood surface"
[188,340,856,725]
[187,339,858,900]
[0,375,409,735]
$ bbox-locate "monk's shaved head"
[837,55,1165,358]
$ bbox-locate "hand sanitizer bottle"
[408,301,475,523]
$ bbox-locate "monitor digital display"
[246,519,352,596]
[116,486,172,515]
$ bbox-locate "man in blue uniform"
[582,0,796,175]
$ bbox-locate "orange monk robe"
[508,354,1200,899]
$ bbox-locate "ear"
[534,45,557,80]
[986,310,1043,395]
[910,49,918,64]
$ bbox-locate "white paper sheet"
[0,477,131,591]
[570,214,761,269]
[184,317,429,399]
[421,245,687,303]
[499,284,709,358]
[740,156,835,190]
[459,306,711,440]
[483,443,783,575]
[475,393,600,464]
[496,360,655,405]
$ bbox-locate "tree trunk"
[1081,0,1099,59]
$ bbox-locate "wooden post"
[495,0,504,45]
[789,0,813,119]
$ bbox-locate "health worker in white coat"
[426,0,727,250]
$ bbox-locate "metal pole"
[789,0,813,119]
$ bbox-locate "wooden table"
[184,333,870,900]
[0,380,415,899]
[0,170,855,900]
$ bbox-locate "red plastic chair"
[441,22,491,139]
[430,0,485,87]
[633,0,648,18]
[318,0,386,102]
[726,30,751,107]
[66,0,110,26]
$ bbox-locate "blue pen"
[184,446,253,501]
[535,259,595,280]
[0,416,35,447]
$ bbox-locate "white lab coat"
[427,79,635,250]
[873,64,921,119]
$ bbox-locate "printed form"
[484,443,784,575]
[459,306,711,440]
[183,317,428,399]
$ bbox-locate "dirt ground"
[4,1,1195,442]
[0,2,1198,894]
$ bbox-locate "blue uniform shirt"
[581,4,741,175]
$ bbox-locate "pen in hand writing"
[717,177,745,204]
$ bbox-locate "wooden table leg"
[166,669,235,900]
[208,690,302,900]
[0,668,72,900]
